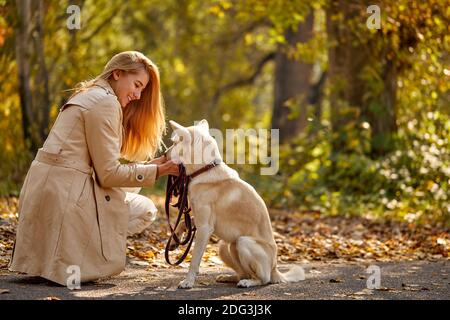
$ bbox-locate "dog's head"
[167,119,222,167]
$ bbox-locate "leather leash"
[164,159,221,265]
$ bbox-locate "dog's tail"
[271,265,305,283]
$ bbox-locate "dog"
[167,119,304,289]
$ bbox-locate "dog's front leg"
[178,223,213,289]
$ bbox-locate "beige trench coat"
[9,79,158,285]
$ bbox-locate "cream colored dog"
[168,120,304,289]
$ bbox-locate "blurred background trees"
[0,0,449,225]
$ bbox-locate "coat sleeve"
[83,97,158,188]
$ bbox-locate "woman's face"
[110,68,150,108]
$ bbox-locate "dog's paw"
[216,274,238,283]
[237,279,255,288]
[178,278,194,289]
[270,277,286,284]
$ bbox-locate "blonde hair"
[74,51,166,161]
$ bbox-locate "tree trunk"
[309,71,327,136]
[327,0,397,156]
[14,0,50,153]
[271,13,314,143]
[33,0,51,140]
[15,0,35,150]
[326,0,369,154]
[366,57,398,157]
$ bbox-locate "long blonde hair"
[74,51,166,161]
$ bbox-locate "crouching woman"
[9,51,179,286]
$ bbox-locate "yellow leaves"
[433,16,443,28]
[0,197,18,220]
[283,189,293,198]
[208,1,232,19]
[142,250,155,260]
[244,33,253,45]
[173,58,186,75]
[432,234,450,257]
[431,91,438,100]
[311,146,324,157]
[0,197,18,268]
[304,159,320,172]
[348,139,360,150]
[201,249,223,266]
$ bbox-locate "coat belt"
[35,149,93,175]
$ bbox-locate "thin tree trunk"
[310,71,327,136]
[326,0,367,154]
[14,0,50,153]
[15,0,36,150]
[271,14,314,143]
[327,0,397,156]
[366,57,398,157]
[33,0,51,140]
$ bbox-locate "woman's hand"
[148,155,167,165]
[157,160,180,178]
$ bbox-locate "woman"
[9,51,179,286]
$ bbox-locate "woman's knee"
[127,193,158,221]
[127,194,158,236]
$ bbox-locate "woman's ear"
[112,69,122,81]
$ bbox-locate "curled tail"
[271,265,305,283]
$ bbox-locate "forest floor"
[0,195,449,300]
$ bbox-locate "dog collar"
[188,159,222,179]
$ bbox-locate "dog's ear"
[169,120,184,131]
[169,120,190,141]
[197,119,209,132]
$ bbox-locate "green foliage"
[261,110,450,226]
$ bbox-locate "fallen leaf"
[401,283,427,291]
[130,260,150,267]
[310,270,322,274]
[375,287,394,291]
[155,286,167,291]
[352,288,374,295]
[42,296,61,300]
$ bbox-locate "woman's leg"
[125,191,158,236]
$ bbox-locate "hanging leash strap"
[164,160,221,265]
[164,164,195,265]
